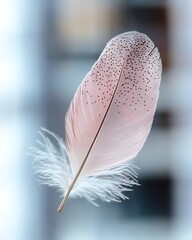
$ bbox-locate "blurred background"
[0,0,192,239]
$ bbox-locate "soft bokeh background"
[0,0,192,239]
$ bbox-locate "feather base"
[30,129,140,211]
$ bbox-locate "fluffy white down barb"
[31,129,139,205]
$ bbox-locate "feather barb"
[32,32,162,213]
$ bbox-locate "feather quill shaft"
[32,31,162,213]
[58,57,127,212]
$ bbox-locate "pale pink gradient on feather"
[65,32,162,176]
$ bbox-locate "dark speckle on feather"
[81,32,161,116]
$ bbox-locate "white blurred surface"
[0,0,192,240]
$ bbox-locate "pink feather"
[32,31,162,212]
